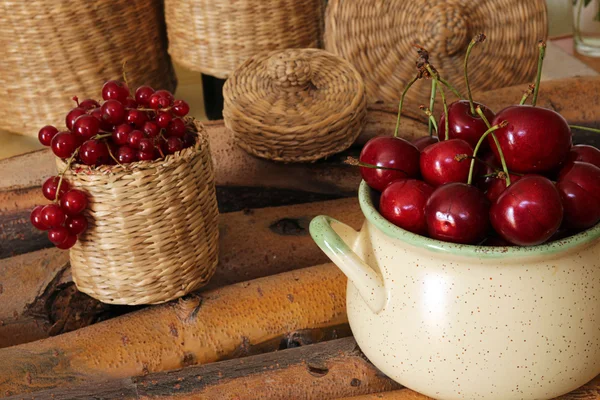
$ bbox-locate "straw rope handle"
[267,50,313,91]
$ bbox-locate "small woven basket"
[56,119,219,305]
[324,0,548,105]
[0,0,176,137]
[223,49,367,163]
[164,0,325,78]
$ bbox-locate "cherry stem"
[569,125,600,133]
[394,74,419,138]
[438,77,463,99]
[464,34,486,116]
[519,84,535,106]
[55,149,79,203]
[419,106,438,134]
[455,154,502,172]
[428,76,437,136]
[344,157,409,174]
[475,106,511,187]
[425,65,449,140]
[531,40,546,107]
[467,122,508,186]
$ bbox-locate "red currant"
[127,130,144,148]
[38,125,58,146]
[166,137,183,153]
[143,121,160,137]
[79,140,109,166]
[56,234,77,250]
[172,100,190,117]
[79,99,100,110]
[138,138,154,153]
[116,145,137,164]
[66,108,86,131]
[167,118,186,137]
[101,100,126,125]
[182,132,196,148]
[60,189,88,215]
[149,90,174,109]
[135,86,155,106]
[102,80,130,103]
[51,132,79,158]
[73,115,100,139]
[156,112,172,128]
[48,227,69,245]
[30,205,49,231]
[137,150,155,161]
[41,204,66,228]
[126,109,149,128]
[123,97,137,109]
[112,124,132,145]
[42,176,70,201]
[89,107,114,132]
[66,214,88,235]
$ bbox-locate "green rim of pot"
[359,180,600,259]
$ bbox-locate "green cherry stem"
[464,34,486,116]
[428,76,438,136]
[438,77,463,99]
[425,65,449,140]
[344,157,409,174]
[531,40,546,107]
[419,106,439,134]
[475,106,511,187]
[467,121,509,186]
[519,84,535,106]
[569,125,600,133]
[475,105,492,129]
[394,74,419,138]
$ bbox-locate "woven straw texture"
[164,0,325,79]
[1,0,177,138]
[324,0,548,105]
[56,120,219,305]
[223,49,367,163]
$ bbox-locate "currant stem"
[428,76,437,136]
[92,133,113,140]
[464,34,486,116]
[55,149,79,202]
[122,61,132,97]
[420,106,439,134]
[106,144,123,167]
[569,125,600,133]
[393,74,419,138]
[467,122,508,186]
[531,40,546,107]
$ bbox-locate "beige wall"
[547,0,573,37]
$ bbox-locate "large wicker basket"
[0,0,176,137]
[324,0,548,106]
[223,49,367,163]
[164,0,325,79]
[56,119,218,305]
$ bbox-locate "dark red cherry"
[143,121,160,138]
[60,189,88,215]
[128,130,144,149]
[135,86,155,106]
[172,100,190,117]
[51,132,79,158]
[126,109,149,128]
[56,234,77,250]
[167,118,186,138]
[420,139,474,187]
[556,161,600,231]
[65,108,86,131]
[112,124,132,145]
[481,236,512,247]
[166,137,183,154]
[565,144,600,169]
[48,227,69,245]
[412,136,439,151]
[41,204,66,228]
[156,112,172,128]
[116,145,137,164]
[42,176,70,201]
[474,152,500,191]
[484,173,523,203]
[101,100,126,125]
[30,205,49,231]
[359,136,420,191]
[101,80,130,103]
[489,106,572,173]
[65,214,88,235]
[490,175,563,246]
[439,100,495,148]
[38,125,59,146]
[73,115,100,139]
[425,182,490,244]
[380,179,434,235]
[79,99,100,110]
[79,140,109,166]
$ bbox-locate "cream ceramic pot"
[310,181,600,400]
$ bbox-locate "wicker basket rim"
[223,48,366,134]
[56,118,207,176]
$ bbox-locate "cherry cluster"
[32,79,194,250]
[359,38,600,247]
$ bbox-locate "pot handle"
[310,215,386,314]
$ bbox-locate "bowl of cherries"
[311,38,600,400]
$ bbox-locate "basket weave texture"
[164,0,325,79]
[0,0,177,137]
[223,48,367,163]
[56,120,219,305]
[324,0,548,106]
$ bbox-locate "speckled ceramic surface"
[310,181,600,400]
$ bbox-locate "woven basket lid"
[223,48,367,162]
[324,0,548,106]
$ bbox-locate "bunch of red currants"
[360,38,600,247]
[32,79,194,250]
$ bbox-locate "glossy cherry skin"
[112,124,132,145]
[30,205,49,230]
[79,99,100,110]
[489,106,572,173]
[41,204,66,228]
[359,136,421,191]
[65,108,86,131]
[166,137,183,153]
[116,146,137,164]
[556,161,600,231]
[102,80,130,103]
[167,118,186,137]
[51,132,79,158]
[439,100,495,148]
[156,111,172,128]
[490,175,563,246]
[60,189,88,215]
[101,100,126,125]
[127,130,144,149]
[143,121,160,138]
[42,176,70,201]
[173,100,190,116]
[126,109,149,128]
[420,139,474,187]
[135,86,155,106]
[379,179,434,235]
[65,215,88,235]
[48,227,69,245]
[38,125,58,146]
[484,173,523,203]
[425,183,490,244]
[137,150,155,161]
[412,136,439,151]
[73,115,100,139]
[56,234,77,250]
[79,140,109,166]
[565,144,600,169]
